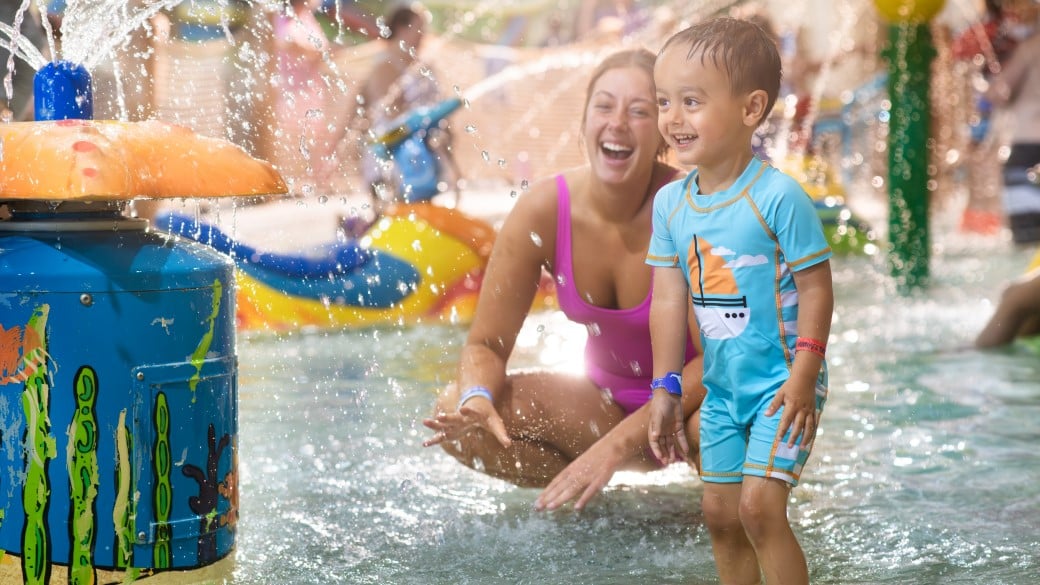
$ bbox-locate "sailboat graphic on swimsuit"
[688,235,750,340]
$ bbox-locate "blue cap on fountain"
[34,60,93,121]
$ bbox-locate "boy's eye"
[657,98,670,108]
[683,97,699,107]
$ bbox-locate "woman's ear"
[743,90,769,127]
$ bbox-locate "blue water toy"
[369,97,463,203]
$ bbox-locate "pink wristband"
[795,337,826,358]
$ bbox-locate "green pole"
[883,22,935,291]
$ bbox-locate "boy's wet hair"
[661,17,782,123]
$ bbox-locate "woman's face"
[582,66,662,184]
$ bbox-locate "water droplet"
[510,190,518,198]
[529,232,542,247]
[521,179,530,190]
[481,151,490,162]
[465,124,477,134]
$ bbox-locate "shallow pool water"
[228,237,1040,585]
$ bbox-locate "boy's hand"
[765,379,817,448]
[647,390,688,464]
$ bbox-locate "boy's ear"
[742,89,769,127]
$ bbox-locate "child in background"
[644,17,833,585]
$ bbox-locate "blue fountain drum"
[0,203,238,579]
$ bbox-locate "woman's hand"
[534,437,624,512]
[422,396,511,449]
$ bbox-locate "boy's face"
[654,45,764,171]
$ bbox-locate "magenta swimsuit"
[552,174,697,415]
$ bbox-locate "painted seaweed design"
[21,305,55,585]
[188,279,222,403]
[152,392,171,569]
[182,424,230,565]
[68,366,99,585]
[112,410,134,571]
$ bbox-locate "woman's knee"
[438,428,491,470]
[683,412,701,469]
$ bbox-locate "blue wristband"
[650,372,682,397]
[457,386,493,410]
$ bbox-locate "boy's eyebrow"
[658,83,703,94]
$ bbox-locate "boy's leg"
[738,368,827,585]
[700,394,761,584]
[702,482,760,585]
[740,476,807,585]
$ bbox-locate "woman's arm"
[423,178,558,447]
[534,352,705,511]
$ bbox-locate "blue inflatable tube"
[155,212,420,308]
[156,212,368,278]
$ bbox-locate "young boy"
[644,17,833,585]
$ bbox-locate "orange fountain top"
[0,118,287,202]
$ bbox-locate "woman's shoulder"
[657,162,687,185]
[499,169,575,231]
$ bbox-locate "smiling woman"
[421,48,706,513]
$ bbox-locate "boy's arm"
[767,259,833,447]
[647,266,691,463]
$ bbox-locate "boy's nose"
[659,107,679,127]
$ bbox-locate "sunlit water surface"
[230,238,1040,585]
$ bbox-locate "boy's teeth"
[602,142,630,152]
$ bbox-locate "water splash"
[0,0,181,74]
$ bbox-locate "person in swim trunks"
[646,17,833,585]
[422,48,706,512]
